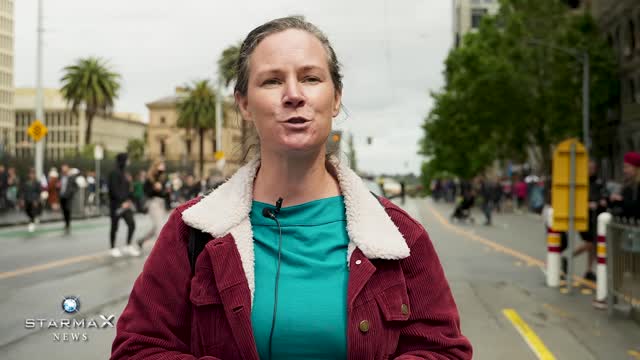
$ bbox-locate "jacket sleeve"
[110,209,220,360]
[392,221,472,360]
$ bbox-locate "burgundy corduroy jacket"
[111,158,472,360]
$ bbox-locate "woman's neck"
[253,150,340,207]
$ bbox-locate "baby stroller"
[450,193,476,224]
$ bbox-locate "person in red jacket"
[111,16,472,360]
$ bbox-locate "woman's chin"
[276,139,324,155]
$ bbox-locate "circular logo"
[62,297,80,314]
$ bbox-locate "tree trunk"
[199,127,205,179]
[84,110,96,145]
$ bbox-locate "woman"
[136,160,169,250]
[20,168,42,233]
[112,17,471,360]
[47,167,60,211]
[610,151,640,219]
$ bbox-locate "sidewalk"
[406,197,640,359]
[0,207,107,228]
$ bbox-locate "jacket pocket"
[374,283,411,357]
[189,269,228,356]
[375,283,411,322]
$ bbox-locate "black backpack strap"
[370,191,384,206]
[188,227,212,275]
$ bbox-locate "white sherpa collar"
[181,157,410,304]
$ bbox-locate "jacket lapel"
[181,156,410,309]
[203,234,259,360]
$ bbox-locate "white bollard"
[545,207,561,287]
[595,212,612,302]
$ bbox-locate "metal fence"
[607,220,640,322]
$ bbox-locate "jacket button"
[355,259,362,265]
[358,320,370,333]
[401,304,409,315]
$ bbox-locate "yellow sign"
[27,120,48,142]
[214,151,225,161]
[551,138,588,232]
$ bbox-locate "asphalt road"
[0,198,638,359]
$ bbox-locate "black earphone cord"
[268,216,282,360]
[262,200,284,360]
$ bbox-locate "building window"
[160,116,166,125]
[471,8,488,29]
[160,139,166,156]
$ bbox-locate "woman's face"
[623,162,637,180]
[236,29,342,156]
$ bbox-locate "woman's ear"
[235,92,253,122]
[332,90,342,117]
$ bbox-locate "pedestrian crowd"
[431,151,640,283]
[0,155,225,257]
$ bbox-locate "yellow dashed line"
[503,308,557,360]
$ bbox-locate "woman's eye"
[303,77,320,83]
[262,78,281,86]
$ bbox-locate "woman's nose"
[283,81,305,108]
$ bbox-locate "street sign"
[27,120,48,142]
[551,138,588,232]
[94,145,104,160]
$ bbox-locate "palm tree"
[60,57,121,145]
[177,80,217,177]
[217,43,247,157]
[217,42,240,87]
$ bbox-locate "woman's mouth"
[282,117,311,129]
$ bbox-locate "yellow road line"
[503,308,557,360]
[428,206,597,289]
[0,251,110,280]
[628,350,640,359]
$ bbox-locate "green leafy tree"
[217,42,251,159]
[217,42,241,88]
[420,0,618,180]
[60,57,121,145]
[126,139,145,162]
[177,80,217,177]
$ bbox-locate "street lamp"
[525,39,590,152]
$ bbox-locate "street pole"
[215,81,222,154]
[567,142,577,295]
[95,158,100,215]
[34,0,44,180]
[582,52,590,152]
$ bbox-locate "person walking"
[610,151,640,219]
[20,168,42,233]
[0,164,7,211]
[575,160,607,281]
[112,16,471,360]
[480,176,495,226]
[59,164,77,235]
[136,160,169,250]
[47,168,60,211]
[108,153,138,257]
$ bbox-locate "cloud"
[15,0,452,175]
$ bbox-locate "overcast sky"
[15,0,452,175]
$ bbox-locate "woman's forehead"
[249,29,329,72]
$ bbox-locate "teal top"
[250,196,349,360]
